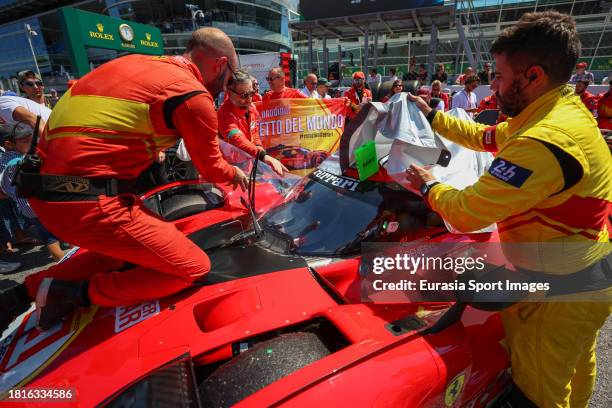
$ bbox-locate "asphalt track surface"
[2,244,610,407]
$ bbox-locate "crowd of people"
[0,11,610,408]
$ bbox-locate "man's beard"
[206,72,227,98]
[496,79,529,117]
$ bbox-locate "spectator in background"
[250,76,262,102]
[431,63,448,85]
[455,66,474,85]
[404,57,418,81]
[389,67,399,82]
[344,71,372,119]
[601,71,610,85]
[381,79,403,103]
[48,89,60,108]
[574,79,598,116]
[263,67,306,101]
[367,68,382,88]
[313,78,332,99]
[478,62,493,85]
[451,74,480,117]
[0,124,65,261]
[299,73,317,98]
[596,82,612,130]
[417,64,428,86]
[18,70,47,106]
[569,62,594,84]
[430,80,449,111]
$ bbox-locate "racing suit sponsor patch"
[488,158,533,188]
[482,126,498,152]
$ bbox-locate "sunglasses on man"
[266,75,282,82]
[393,84,403,88]
[229,88,255,99]
[22,80,43,87]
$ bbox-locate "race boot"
[36,278,90,331]
[0,280,33,332]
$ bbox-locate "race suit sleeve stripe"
[173,93,236,182]
[431,110,510,152]
[427,137,565,232]
[163,90,207,129]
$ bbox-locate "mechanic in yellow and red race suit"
[406,11,611,408]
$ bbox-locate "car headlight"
[104,355,199,407]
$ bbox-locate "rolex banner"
[255,98,348,175]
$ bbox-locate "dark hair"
[370,68,377,74]
[465,74,480,85]
[490,11,580,85]
[390,68,396,74]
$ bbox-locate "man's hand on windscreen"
[263,155,288,176]
[228,166,249,191]
[407,93,432,117]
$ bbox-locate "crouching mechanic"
[0,27,249,331]
[406,12,611,408]
[218,69,287,175]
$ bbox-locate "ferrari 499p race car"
[0,108,511,408]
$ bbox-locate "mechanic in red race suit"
[344,71,373,120]
[0,28,249,331]
[407,12,610,408]
[218,69,287,176]
[596,82,612,131]
[574,79,599,116]
[262,67,306,101]
[477,92,508,122]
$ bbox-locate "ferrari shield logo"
[444,373,465,406]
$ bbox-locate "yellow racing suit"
[427,85,611,408]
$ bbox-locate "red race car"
[0,142,510,407]
[266,145,328,170]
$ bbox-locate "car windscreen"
[261,169,441,256]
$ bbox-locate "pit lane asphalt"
[2,244,611,407]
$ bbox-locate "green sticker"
[354,140,379,181]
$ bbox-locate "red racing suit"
[217,100,263,157]
[344,87,372,119]
[477,93,508,122]
[579,90,599,115]
[26,54,236,306]
[596,89,612,130]
[262,87,306,102]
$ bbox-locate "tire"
[199,332,330,407]
[161,192,210,221]
[165,152,198,181]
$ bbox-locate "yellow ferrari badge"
[444,373,465,406]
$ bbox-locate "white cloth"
[451,89,478,117]
[299,87,315,98]
[312,91,331,99]
[389,75,399,82]
[0,96,51,129]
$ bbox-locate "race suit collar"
[506,84,569,135]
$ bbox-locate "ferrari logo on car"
[444,373,465,406]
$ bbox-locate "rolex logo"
[96,23,104,32]
[145,33,151,41]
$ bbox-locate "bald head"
[185,27,238,97]
[187,27,235,58]
[304,73,317,92]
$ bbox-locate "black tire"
[165,152,198,181]
[199,332,330,407]
[161,192,210,221]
